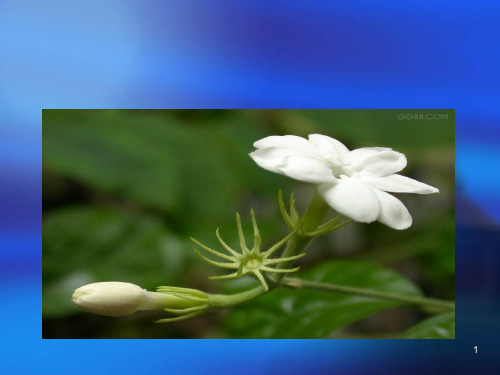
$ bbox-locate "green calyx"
[191,209,303,291]
[279,189,350,237]
[154,286,210,323]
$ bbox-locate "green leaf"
[43,110,182,212]
[42,206,188,317]
[419,217,455,290]
[42,110,271,225]
[401,312,455,339]
[225,260,423,338]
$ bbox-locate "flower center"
[328,159,354,178]
[245,258,262,270]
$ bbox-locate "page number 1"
[474,346,478,353]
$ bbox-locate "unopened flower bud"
[72,281,207,317]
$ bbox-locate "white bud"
[73,282,157,317]
[72,281,209,318]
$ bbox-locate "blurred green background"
[42,109,454,339]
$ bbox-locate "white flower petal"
[250,149,335,184]
[372,189,412,230]
[277,156,336,184]
[254,135,317,154]
[308,134,350,164]
[249,147,301,173]
[360,174,439,194]
[349,147,407,176]
[318,179,380,223]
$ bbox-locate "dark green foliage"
[401,312,455,339]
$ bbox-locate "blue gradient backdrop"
[2,0,499,373]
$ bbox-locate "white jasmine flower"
[250,134,439,230]
[72,282,208,318]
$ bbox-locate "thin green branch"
[215,228,241,257]
[236,212,249,253]
[208,285,266,308]
[250,209,262,252]
[155,310,205,323]
[193,248,238,269]
[164,305,208,315]
[253,270,269,291]
[190,237,234,261]
[262,266,300,273]
[208,272,239,280]
[264,253,305,264]
[278,189,295,230]
[280,277,455,312]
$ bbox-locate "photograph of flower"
[43,109,455,339]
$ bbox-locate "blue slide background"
[2,0,499,373]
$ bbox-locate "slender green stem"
[280,277,455,312]
[206,276,454,313]
[273,190,330,278]
[273,235,311,272]
[208,285,266,308]
[301,190,331,232]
